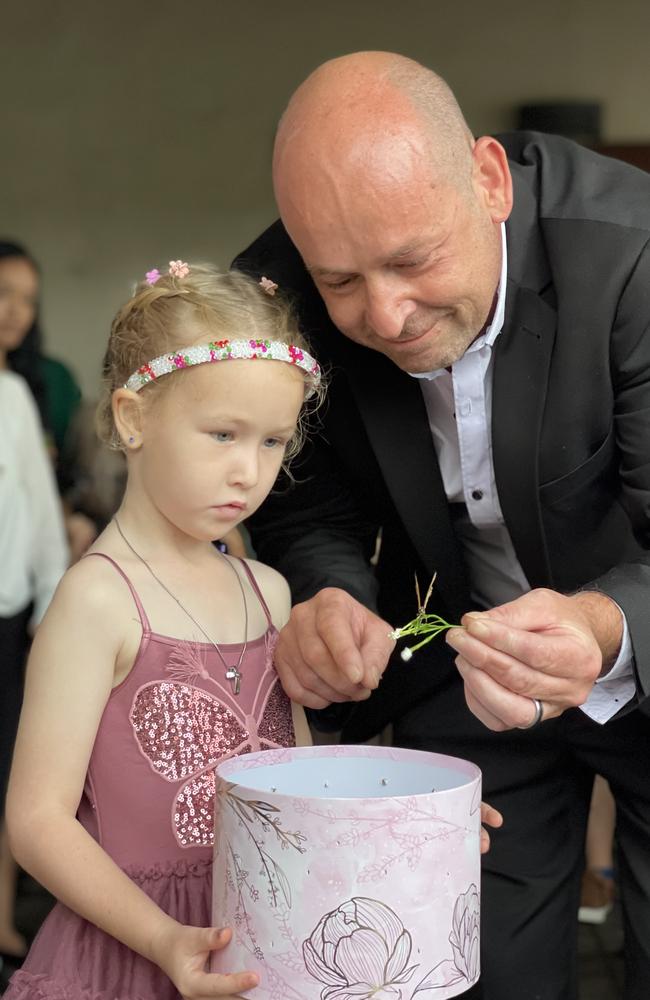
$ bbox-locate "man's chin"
[386,331,473,374]
[384,344,456,375]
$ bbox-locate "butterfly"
[129,628,295,847]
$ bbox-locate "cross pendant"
[225,666,242,695]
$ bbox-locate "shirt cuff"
[580,604,636,723]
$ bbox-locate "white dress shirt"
[0,370,68,625]
[413,226,635,723]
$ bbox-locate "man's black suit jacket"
[235,131,650,729]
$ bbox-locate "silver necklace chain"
[113,517,248,695]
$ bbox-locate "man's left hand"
[445,588,623,730]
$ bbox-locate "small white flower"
[400,648,413,662]
[389,628,401,640]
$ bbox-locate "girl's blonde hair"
[97,264,323,461]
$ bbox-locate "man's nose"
[364,280,417,341]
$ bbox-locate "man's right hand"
[274,588,395,709]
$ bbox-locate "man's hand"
[479,801,503,854]
[274,588,395,709]
[445,588,623,730]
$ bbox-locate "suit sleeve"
[247,431,381,611]
[235,224,381,611]
[589,237,650,706]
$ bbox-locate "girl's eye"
[212,431,234,443]
[264,437,286,450]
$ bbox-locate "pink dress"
[6,554,296,1000]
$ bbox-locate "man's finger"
[480,803,504,829]
[275,656,370,708]
[276,625,372,702]
[456,655,558,729]
[447,627,574,702]
[312,605,367,687]
[358,618,395,689]
[462,681,510,732]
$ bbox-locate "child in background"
[4,262,320,999]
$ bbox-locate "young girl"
[4,262,321,999]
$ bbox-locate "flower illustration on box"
[303,887,479,999]
[216,783,307,962]
[303,897,417,1000]
[411,884,480,992]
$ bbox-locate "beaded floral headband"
[124,339,321,397]
[128,263,318,396]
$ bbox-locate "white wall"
[3,0,649,394]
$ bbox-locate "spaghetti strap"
[83,552,151,632]
[237,558,273,627]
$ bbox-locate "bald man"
[235,52,650,999]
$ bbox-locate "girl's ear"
[112,388,146,450]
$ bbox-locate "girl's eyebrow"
[201,413,298,433]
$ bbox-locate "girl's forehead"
[159,356,305,416]
[185,356,305,395]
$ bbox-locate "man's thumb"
[359,622,393,688]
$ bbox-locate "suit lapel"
[492,280,556,588]
[342,344,468,613]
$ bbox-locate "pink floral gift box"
[212,744,481,999]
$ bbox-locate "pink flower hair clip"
[259,275,278,296]
[169,260,190,279]
[145,268,161,286]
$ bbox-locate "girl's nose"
[228,448,259,488]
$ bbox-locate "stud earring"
[128,436,135,445]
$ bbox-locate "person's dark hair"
[0,239,49,429]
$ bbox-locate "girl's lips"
[212,503,246,517]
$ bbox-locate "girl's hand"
[154,922,258,998]
[480,800,503,854]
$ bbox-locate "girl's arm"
[7,557,258,998]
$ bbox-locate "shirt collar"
[410,222,508,382]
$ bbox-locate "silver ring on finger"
[517,697,544,730]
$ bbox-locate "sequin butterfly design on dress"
[129,629,295,848]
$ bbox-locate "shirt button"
[471,489,484,501]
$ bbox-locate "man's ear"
[471,136,513,224]
[112,387,146,450]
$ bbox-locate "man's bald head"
[272,52,512,374]
[274,51,475,205]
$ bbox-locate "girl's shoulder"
[46,542,137,635]
[238,557,291,629]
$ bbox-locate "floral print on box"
[212,745,482,1000]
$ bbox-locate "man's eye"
[395,257,425,269]
[322,276,354,290]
